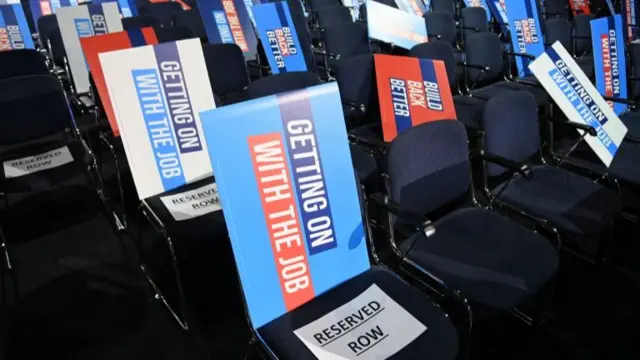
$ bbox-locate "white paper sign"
[3,146,74,178]
[529,42,628,167]
[100,38,216,199]
[159,181,221,221]
[294,284,427,360]
[56,2,123,95]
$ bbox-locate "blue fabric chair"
[316,5,353,28]
[544,0,570,19]
[247,71,321,99]
[543,18,594,78]
[202,44,250,105]
[121,15,161,31]
[172,9,207,41]
[460,6,489,47]
[572,14,595,59]
[380,119,558,310]
[479,91,621,243]
[424,11,457,47]
[430,0,456,15]
[138,2,183,28]
[0,50,49,80]
[320,23,371,74]
[155,26,194,43]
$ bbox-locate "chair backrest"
[247,71,321,99]
[37,14,58,46]
[629,43,640,99]
[309,0,342,11]
[465,32,503,84]
[324,23,370,60]
[430,0,456,15]
[460,6,489,35]
[545,0,569,19]
[573,14,595,56]
[202,43,250,97]
[122,15,161,30]
[481,91,540,177]
[317,6,353,28]
[543,18,572,50]
[47,27,66,67]
[335,54,374,112]
[387,120,469,215]
[0,75,73,145]
[0,50,49,80]
[155,26,194,43]
[172,9,207,40]
[409,41,457,87]
[139,2,183,27]
[359,3,367,21]
[424,11,457,46]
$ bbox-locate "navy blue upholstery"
[545,0,570,19]
[259,266,459,360]
[336,54,374,118]
[620,111,640,142]
[452,95,486,128]
[430,0,455,15]
[202,44,250,104]
[323,23,371,63]
[566,142,640,186]
[0,50,49,80]
[424,11,457,46]
[543,18,572,49]
[350,144,378,187]
[309,0,343,11]
[402,207,558,309]
[155,26,195,43]
[36,14,58,45]
[247,72,321,99]
[572,14,595,57]
[172,9,207,40]
[122,15,161,31]
[460,7,489,45]
[410,41,457,85]
[47,28,66,69]
[629,43,640,100]
[139,2,183,27]
[316,6,353,28]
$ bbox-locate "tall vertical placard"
[591,15,628,116]
[57,2,123,94]
[504,0,544,77]
[622,0,637,43]
[0,4,36,50]
[200,82,371,329]
[99,39,216,199]
[367,0,428,50]
[197,0,258,60]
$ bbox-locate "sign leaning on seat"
[366,0,428,50]
[529,42,628,167]
[197,0,258,60]
[200,82,427,358]
[99,38,216,200]
[56,2,123,95]
[0,4,35,51]
[591,15,628,117]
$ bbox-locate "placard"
[197,0,258,60]
[529,42,627,166]
[591,15,628,116]
[374,54,456,142]
[622,0,637,43]
[94,0,137,17]
[366,0,427,50]
[568,0,590,16]
[3,146,74,178]
[504,0,544,77]
[394,0,427,16]
[486,0,509,34]
[159,182,221,221]
[99,39,216,199]
[463,0,492,21]
[0,4,36,51]
[57,2,123,95]
[294,284,427,360]
[0,1,22,4]
[252,2,306,74]
[605,0,615,15]
[200,82,371,328]
[80,27,158,136]
[29,0,78,29]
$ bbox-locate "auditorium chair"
[572,14,595,60]
[0,50,49,80]
[629,43,640,102]
[36,14,58,57]
[477,91,623,261]
[202,43,251,105]
[543,0,570,19]
[543,18,594,78]
[430,0,456,15]
[155,26,195,43]
[138,1,183,28]
[317,22,371,77]
[424,11,458,48]
[172,9,207,41]
[459,6,489,48]
[246,71,322,99]
[122,15,161,31]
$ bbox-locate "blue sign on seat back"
[0,4,36,50]
[621,0,638,43]
[504,0,544,77]
[197,0,258,60]
[200,82,371,329]
[591,15,628,116]
[486,0,509,34]
[252,2,307,74]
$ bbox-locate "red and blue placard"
[591,15,628,116]
[374,54,457,142]
[464,0,492,21]
[568,0,590,15]
[367,0,427,50]
[504,0,544,77]
[252,2,306,74]
[197,0,258,60]
[0,4,35,51]
[622,0,637,43]
[200,82,371,328]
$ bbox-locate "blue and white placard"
[591,15,628,116]
[366,0,428,50]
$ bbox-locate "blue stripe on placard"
[127,27,146,47]
[213,10,234,43]
[418,59,444,112]
[546,47,619,157]
[131,68,186,192]
[1,6,20,50]
[0,8,6,35]
[12,4,35,49]
[391,77,413,134]
[88,4,108,36]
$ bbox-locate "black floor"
[1,145,639,359]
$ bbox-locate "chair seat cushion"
[470,81,549,106]
[493,165,622,235]
[402,207,558,309]
[453,95,486,128]
[620,111,640,142]
[566,141,640,186]
[258,266,459,360]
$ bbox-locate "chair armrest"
[342,100,366,113]
[459,26,480,32]
[544,117,598,136]
[428,34,442,40]
[313,49,339,59]
[472,149,533,179]
[602,95,637,109]
[348,132,387,150]
[457,62,491,72]
[505,51,536,60]
[247,63,270,71]
[368,192,436,238]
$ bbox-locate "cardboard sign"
[197,0,258,60]
[80,27,158,136]
[29,0,77,28]
[3,146,74,178]
[94,0,137,17]
[159,181,221,221]
[200,82,371,328]
[504,0,544,77]
[57,2,123,94]
[252,2,306,74]
[622,0,637,43]
[529,42,627,166]
[568,0,590,16]
[294,284,427,359]
[605,0,615,15]
[486,0,509,33]
[591,15,628,116]
[366,0,427,50]
[394,0,427,16]
[0,1,22,4]
[374,54,456,142]
[0,4,35,51]
[99,39,216,199]
[463,0,492,21]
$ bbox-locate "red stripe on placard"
[248,133,315,312]
[142,27,159,44]
[432,60,457,121]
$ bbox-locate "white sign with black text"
[294,284,426,360]
[159,181,221,221]
[3,146,74,178]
